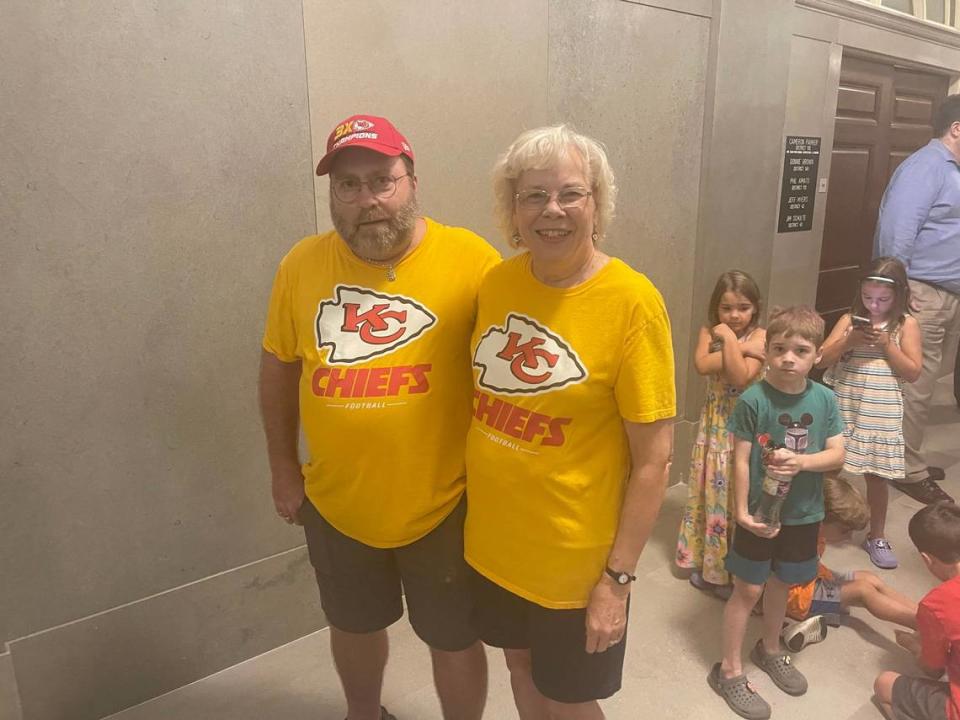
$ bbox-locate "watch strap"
[604,566,637,584]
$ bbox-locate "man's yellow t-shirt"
[465,253,676,608]
[263,217,499,547]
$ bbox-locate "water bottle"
[754,466,793,529]
[753,436,792,530]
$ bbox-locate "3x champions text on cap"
[315,114,415,176]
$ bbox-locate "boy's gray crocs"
[707,663,771,720]
[750,640,808,696]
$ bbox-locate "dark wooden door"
[816,56,949,330]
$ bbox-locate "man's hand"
[585,575,629,654]
[259,351,304,525]
[272,465,306,525]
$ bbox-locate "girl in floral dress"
[676,270,766,596]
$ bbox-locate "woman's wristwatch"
[604,566,637,586]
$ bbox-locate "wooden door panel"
[894,94,934,124]
[817,266,860,310]
[820,308,849,335]
[837,84,880,118]
[821,147,871,269]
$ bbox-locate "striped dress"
[826,327,904,479]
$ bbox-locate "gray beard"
[333,195,420,262]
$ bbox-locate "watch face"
[617,573,629,585]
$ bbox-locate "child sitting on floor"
[781,476,918,652]
[874,501,960,720]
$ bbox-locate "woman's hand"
[584,576,629,654]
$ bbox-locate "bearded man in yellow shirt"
[259,115,499,720]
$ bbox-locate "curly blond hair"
[491,125,617,248]
[823,476,869,532]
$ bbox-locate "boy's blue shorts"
[725,521,820,586]
[808,571,854,617]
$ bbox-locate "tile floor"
[107,377,959,720]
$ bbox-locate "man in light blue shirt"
[875,95,960,504]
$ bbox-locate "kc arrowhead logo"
[474,313,587,395]
[316,285,436,364]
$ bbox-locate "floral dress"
[676,333,759,585]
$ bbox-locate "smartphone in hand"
[851,314,871,328]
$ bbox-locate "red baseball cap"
[315,114,415,176]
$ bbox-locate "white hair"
[491,124,618,247]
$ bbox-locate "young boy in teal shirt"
[708,306,845,720]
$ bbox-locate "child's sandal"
[707,663,771,720]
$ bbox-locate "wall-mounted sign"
[777,136,821,233]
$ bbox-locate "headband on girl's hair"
[864,275,897,285]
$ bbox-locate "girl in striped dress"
[818,257,922,569]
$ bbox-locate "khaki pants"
[903,280,960,479]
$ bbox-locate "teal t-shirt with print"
[727,379,843,525]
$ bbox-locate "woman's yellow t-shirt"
[465,253,676,608]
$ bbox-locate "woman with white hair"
[465,125,677,718]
